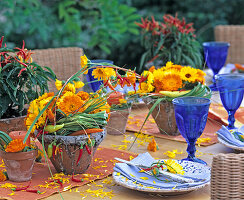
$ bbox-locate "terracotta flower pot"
[107,107,131,135]
[0,149,37,182]
[37,129,106,175]
[0,115,26,134]
[143,97,180,136]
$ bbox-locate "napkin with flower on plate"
[113,152,210,190]
[217,125,244,148]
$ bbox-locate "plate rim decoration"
[112,159,210,195]
[218,136,244,151]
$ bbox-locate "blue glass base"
[208,83,218,91]
[182,157,207,165]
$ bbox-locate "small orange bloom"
[5,139,26,153]
[0,171,7,182]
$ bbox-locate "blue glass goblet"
[203,42,230,91]
[172,97,211,164]
[86,60,114,92]
[215,74,244,129]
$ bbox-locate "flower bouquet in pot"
[0,36,56,133]
[0,131,37,182]
[25,76,109,175]
[139,61,211,136]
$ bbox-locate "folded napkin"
[114,152,210,189]
[217,125,244,147]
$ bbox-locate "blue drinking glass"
[86,60,114,92]
[172,97,211,164]
[215,74,244,129]
[203,42,230,91]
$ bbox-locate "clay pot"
[107,107,131,135]
[0,115,26,134]
[0,149,37,182]
[143,97,180,136]
[37,129,106,175]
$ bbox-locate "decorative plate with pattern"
[113,159,210,195]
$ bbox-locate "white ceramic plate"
[218,136,244,151]
[113,160,210,195]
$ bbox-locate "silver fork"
[114,157,194,183]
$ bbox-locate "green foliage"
[0,0,243,74]
[0,39,56,119]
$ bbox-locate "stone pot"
[143,97,180,136]
[107,107,131,135]
[37,129,106,175]
[0,115,26,134]
[0,149,37,182]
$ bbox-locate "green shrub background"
[1,0,243,72]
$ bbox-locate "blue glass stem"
[228,110,236,129]
[186,140,196,161]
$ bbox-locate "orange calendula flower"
[149,66,155,73]
[160,73,182,91]
[5,139,26,153]
[0,171,7,182]
[77,91,90,101]
[57,93,85,114]
[147,138,158,152]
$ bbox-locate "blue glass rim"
[215,73,244,80]
[202,41,230,47]
[172,96,211,106]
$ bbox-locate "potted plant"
[106,91,132,135]
[0,36,56,133]
[0,131,37,182]
[136,14,203,72]
[24,55,142,175]
[139,61,211,135]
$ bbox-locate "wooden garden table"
[45,92,238,200]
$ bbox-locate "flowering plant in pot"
[25,76,109,175]
[138,61,211,135]
[0,36,56,133]
[24,55,143,175]
[0,131,37,182]
[136,14,203,71]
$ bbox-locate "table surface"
[46,92,238,200]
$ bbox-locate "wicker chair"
[211,153,244,199]
[214,25,244,64]
[31,47,84,92]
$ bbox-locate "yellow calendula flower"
[195,69,206,84]
[74,81,84,89]
[63,82,76,93]
[163,159,184,175]
[92,67,116,81]
[55,79,63,90]
[80,55,88,68]
[180,66,198,83]
[165,61,174,68]
[138,82,154,93]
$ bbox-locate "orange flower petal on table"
[5,139,26,153]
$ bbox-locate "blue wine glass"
[203,42,230,91]
[86,60,114,92]
[172,97,211,164]
[215,74,244,129]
